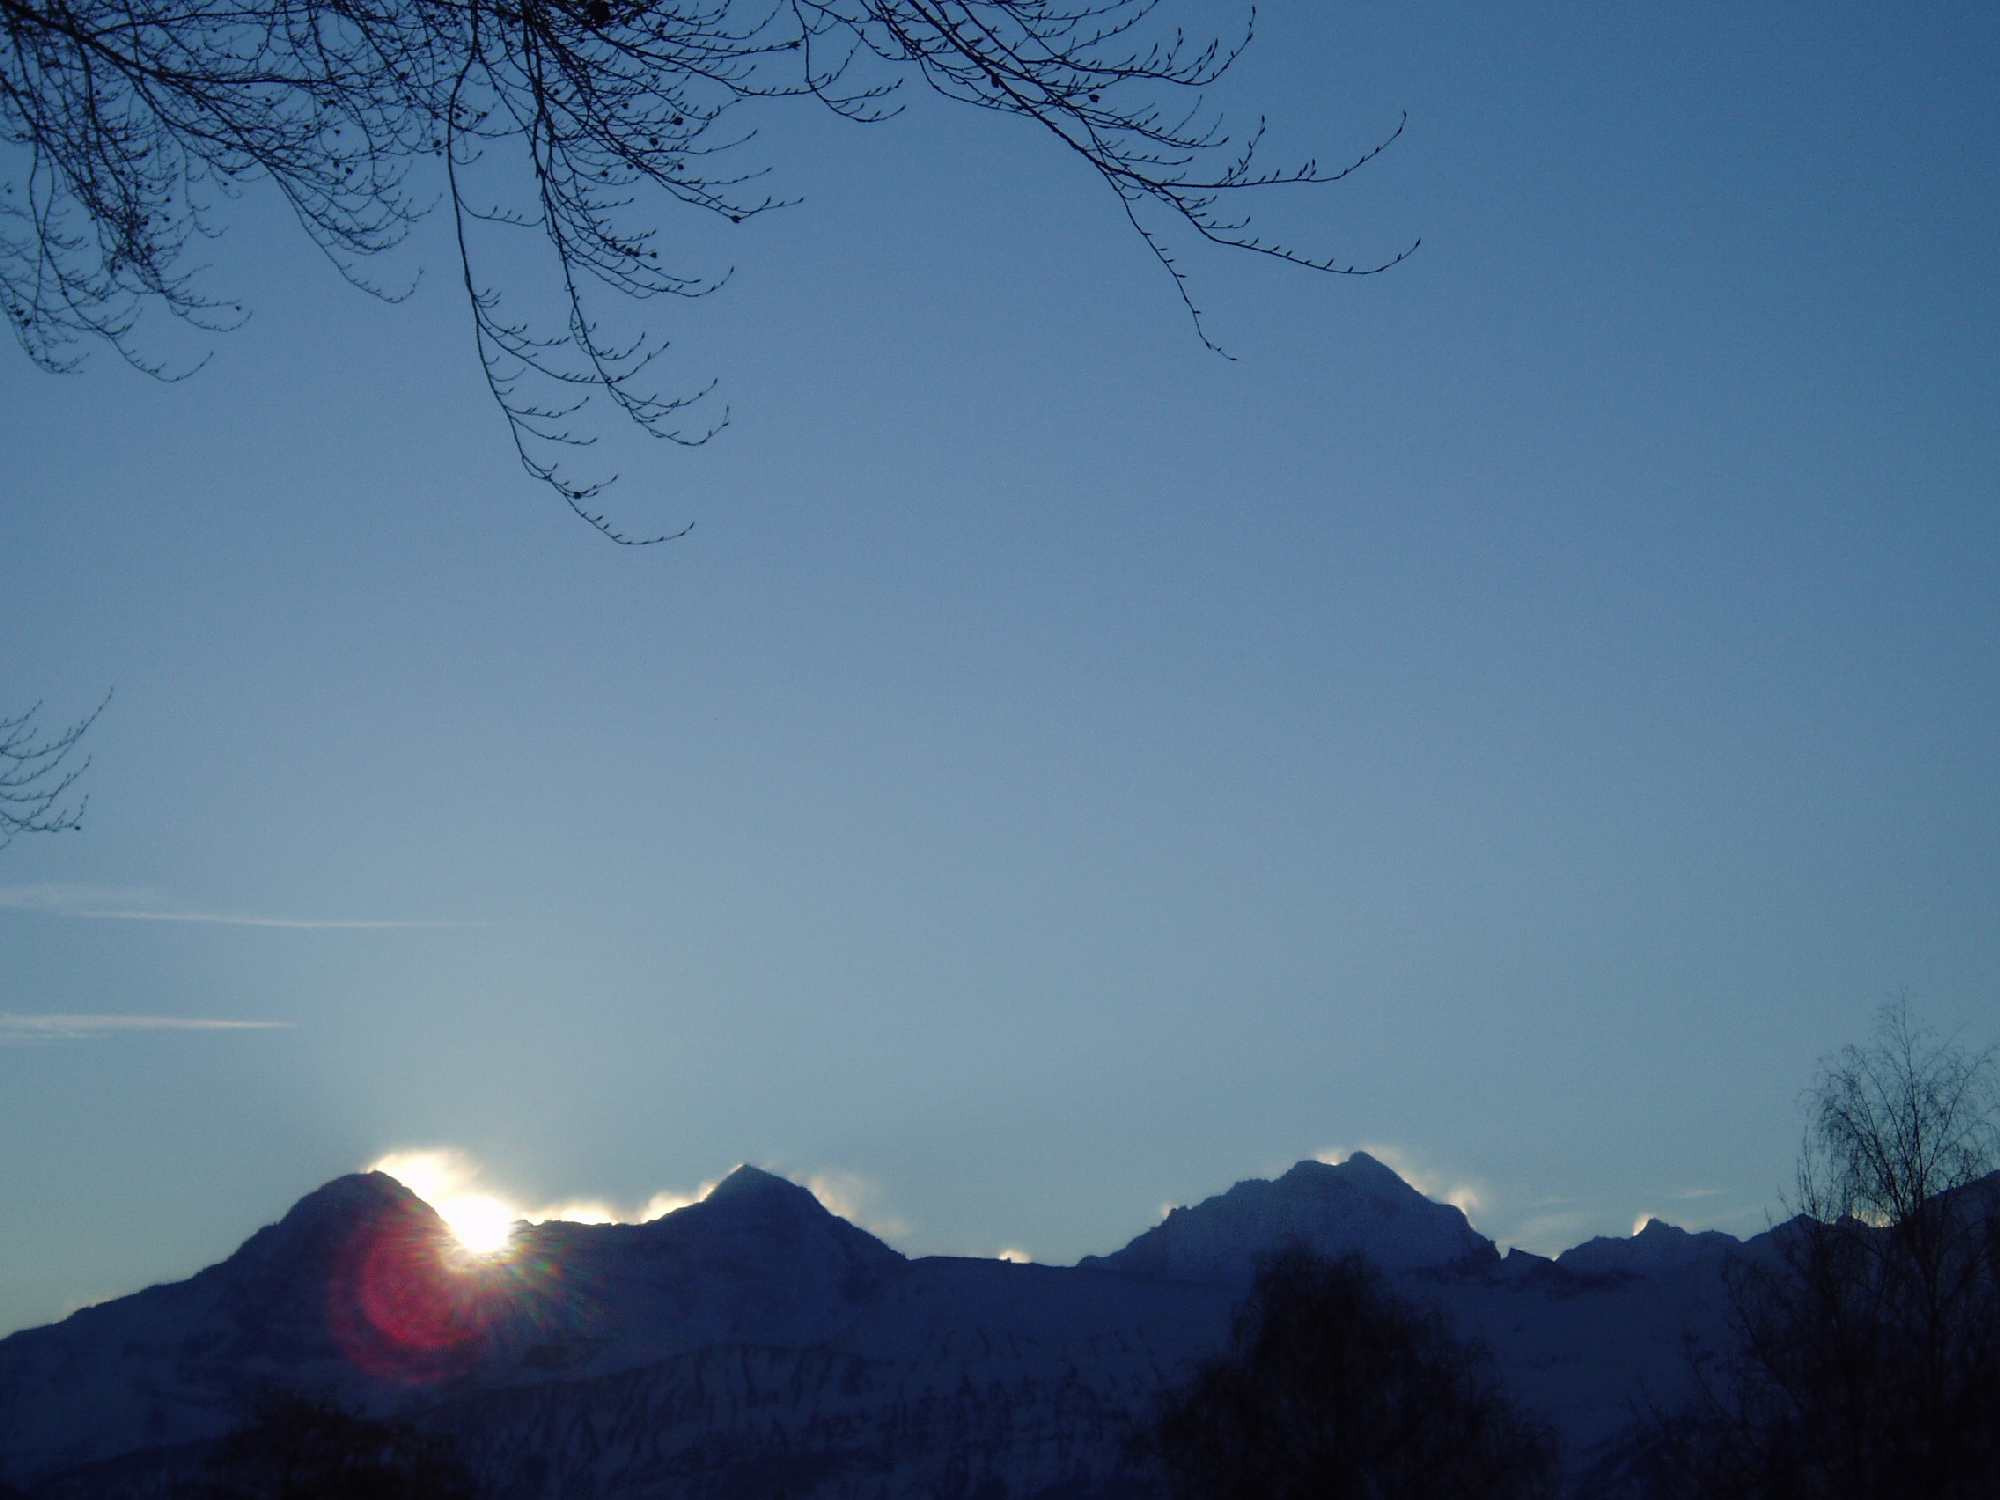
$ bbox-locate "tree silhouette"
[2,0,1415,541]
[178,1391,477,1500]
[1148,1245,1558,1500]
[0,694,107,851]
[1632,1002,2000,1500]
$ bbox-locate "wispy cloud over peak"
[804,1170,912,1241]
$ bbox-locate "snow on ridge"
[1081,1155,1498,1281]
[1554,1216,1741,1276]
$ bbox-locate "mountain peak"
[227,1176,446,1296]
[293,1170,426,1217]
[1286,1153,1408,1195]
[708,1163,795,1196]
[703,1164,824,1213]
[1556,1217,1739,1276]
[234,1171,437,1262]
[640,1163,905,1291]
[1328,1148,1389,1173]
[1085,1157,1496,1282]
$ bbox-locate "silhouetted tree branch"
[2,0,1414,541]
[0,693,107,850]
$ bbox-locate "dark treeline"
[176,1393,475,1500]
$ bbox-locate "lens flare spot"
[327,1196,500,1383]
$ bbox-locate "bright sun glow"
[440,1193,518,1254]
[369,1149,523,1257]
[366,1146,719,1257]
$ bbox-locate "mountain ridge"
[1081,1153,1500,1282]
[8,1154,1917,1498]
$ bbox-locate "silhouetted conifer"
[1148,1245,1559,1500]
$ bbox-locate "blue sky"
[4,0,1997,1334]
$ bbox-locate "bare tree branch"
[2,0,1413,540]
[0,691,109,850]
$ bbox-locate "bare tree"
[1798,997,1999,1272]
[1631,1002,2000,1500]
[1,694,107,851]
[2,0,1415,542]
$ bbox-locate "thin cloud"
[0,884,479,930]
[1669,1186,1725,1200]
[0,1013,293,1045]
[51,909,472,930]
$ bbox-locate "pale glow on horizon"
[1632,1213,1658,1236]
[368,1147,719,1250]
[997,1247,1033,1264]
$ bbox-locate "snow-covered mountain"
[1081,1153,1498,1281]
[1555,1218,1739,1277]
[0,1156,1815,1497]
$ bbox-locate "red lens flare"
[327,1205,502,1383]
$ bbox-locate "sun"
[369,1149,521,1257]
[435,1193,518,1255]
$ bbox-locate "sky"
[3,0,1997,1335]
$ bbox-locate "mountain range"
[0,1154,1837,1497]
